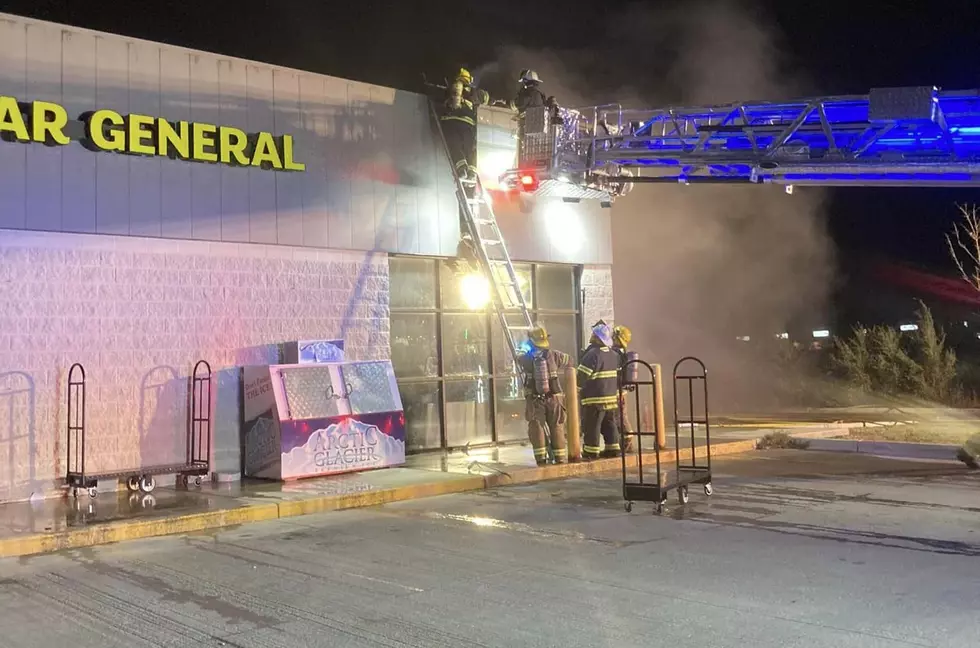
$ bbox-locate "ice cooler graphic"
[280,339,346,365]
[243,360,405,480]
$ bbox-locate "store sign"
[0,95,305,171]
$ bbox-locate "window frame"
[389,255,583,452]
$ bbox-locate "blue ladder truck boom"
[499,85,980,202]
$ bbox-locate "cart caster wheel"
[126,476,140,492]
[87,487,98,499]
[704,483,713,496]
[194,476,203,487]
[678,485,690,504]
[625,501,633,513]
[138,475,156,493]
[655,501,666,515]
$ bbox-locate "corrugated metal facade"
[0,14,613,265]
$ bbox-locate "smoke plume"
[484,0,837,411]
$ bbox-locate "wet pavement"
[2,451,979,647]
[0,428,770,542]
[0,444,541,539]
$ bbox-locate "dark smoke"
[483,0,837,412]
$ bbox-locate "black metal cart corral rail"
[65,360,213,498]
[620,356,713,514]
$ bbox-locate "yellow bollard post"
[564,366,582,462]
[654,363,667,450]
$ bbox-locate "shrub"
[831,303,958,404]
[757,431,810,450]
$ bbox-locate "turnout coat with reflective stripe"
[577,345,620,409]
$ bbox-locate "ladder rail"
[427,101,534,367]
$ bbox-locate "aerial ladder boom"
[500,85,980,199]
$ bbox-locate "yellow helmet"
[528,325,550,349]
[456,68,473,85]
[613,325,632,349]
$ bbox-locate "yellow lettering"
[157,119,190,159]
[31,100,70,145]
[87,109,125,152]
[282,134,305,171]
[0,96,29,142]
[126,114,155,155]
[191,122,218,162]
[250,132,283,169]
[218,126,250,165]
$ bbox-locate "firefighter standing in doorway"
[439,67,489,275]
[578,322,621,460]
[612,325,635,453]
[519,326,570,466]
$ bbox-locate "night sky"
[4,0,979,272]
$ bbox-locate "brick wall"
[0,229,390,502]
[582,265,615,333]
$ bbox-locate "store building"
[0,13,615,502]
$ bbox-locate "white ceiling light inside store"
[460,272,491,310]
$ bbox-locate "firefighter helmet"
[528,325,550,349]
[456,68,474,85]
[613,325,632,349]
[518,69,541,85]
[591,322,613,348]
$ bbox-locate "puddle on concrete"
[0,488,250,536]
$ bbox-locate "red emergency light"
[518,171,538,191]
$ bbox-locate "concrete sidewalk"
[0,434,764,558]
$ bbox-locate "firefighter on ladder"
[578,322,621,460]
[519,325,570,466]
[612,325,635,453]
[439,67,489,275]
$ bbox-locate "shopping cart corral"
[65,360,213,498]
[620,356,713,515]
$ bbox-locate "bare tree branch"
[946,203,980,293]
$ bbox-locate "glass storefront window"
[390,257,436,309]
[442,314,490,377]
[400,382,443,451]
[534,314,580,359]
[494,376,526,442]
[389,255,582,451]
[390,313,439,379]
[438,262,534,312]
[444,379,493,446]
[511,263,534,308]
[535,265,576,311]
[491,312,530,375]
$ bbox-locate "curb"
[0,439,760,559]
[794,436,961,461]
